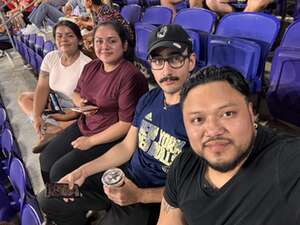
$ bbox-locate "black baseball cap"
[147,24,192,57]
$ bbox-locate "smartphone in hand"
[70,105,99,113]
[46,183,82,198]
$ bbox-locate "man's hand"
[59,168,87,202]
[103,177,142,206]
[71,136,94,150]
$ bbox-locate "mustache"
[202,136,232,147]
[159,76,179,83]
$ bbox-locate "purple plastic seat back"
[28,34,36,49]
[0,107,6,130]
[142,6,173,25]
[126,0,140,5]
[9,157,26,209]
[216,12,280,92]
[121,4,142,24]
[1,128,13,155]
[266,20,300,127]
[0,184,17,221]
[134,23,156,62]
[21,203,42,225]
[280,20,300,48]
[174,8,216,33]
[35,36,44,56]
[144,0,160,7]
[43,41,55,57]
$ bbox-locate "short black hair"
[180,66,251,107]
[53,20,82,49]
[92,0,103,5]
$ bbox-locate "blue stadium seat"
[267,20,300,127]
[174,8,217,67]
[21,203,42,225]
[121,4,142,24]
[142,6,173,26]
[213,12,280,92]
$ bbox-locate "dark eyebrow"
[186,103,238,115]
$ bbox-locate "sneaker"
[21,24,40,35]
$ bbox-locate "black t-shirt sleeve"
[164,152,181,208]
[278,138,300,215]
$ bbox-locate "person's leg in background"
[205,0,235,14]
[29,2,64,28]
[244,0,273,12]
[18,91,34,118]
[189,0,205,8]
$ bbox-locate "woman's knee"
[49,160,71,182]
[18,91,33,107]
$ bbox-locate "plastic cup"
[101,168,125,187]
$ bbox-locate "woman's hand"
[33,116,45,141]
[71,136,94,150]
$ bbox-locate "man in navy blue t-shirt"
[38,24,196,225]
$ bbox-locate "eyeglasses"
[148,54,189,70]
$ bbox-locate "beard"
[201,135,256,173]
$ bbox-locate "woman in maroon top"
[39,21,148,184]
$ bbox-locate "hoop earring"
[254,123,258,129]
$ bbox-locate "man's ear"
[188,53,196,72]
[248,102,256,125]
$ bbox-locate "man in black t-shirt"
[157,66,300,225]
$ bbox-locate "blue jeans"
[28,3,64,28]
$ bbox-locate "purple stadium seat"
[1,128,14,171]
[21,203,42,225]
[174,8,217,67]
[142,6,173,26]
[35,36,44,57]
[0,184,17,221]
[120,4,142,24]
[134,23,156,62]
[267,20,300,127]
[144,0,160,7]
[0,107,7,131]
[214,12,280,92]
[207,35,261,82]
[174,8,216,33]
[125,0,140,5]
[9,157,26,209]
[43,40,55,57]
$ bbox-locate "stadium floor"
[0,48,299,197]
[0,49,44,194]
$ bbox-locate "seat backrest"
[142,6,173,25]
[1,128,13,154]
[9,157,26,207]
[216,12,280,92]
[21,203,42,225]
[207,35,261,81]
[280,20,300,48]
[121,4,142,24]
[0,107,6,130]
[174,8,217,33]
[43,41,54,57]
[126,0,140,5]
[35,36,44,56]
[134,23,157,61]
[216,12,280,52]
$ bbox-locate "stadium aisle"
[0,49,44,194]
